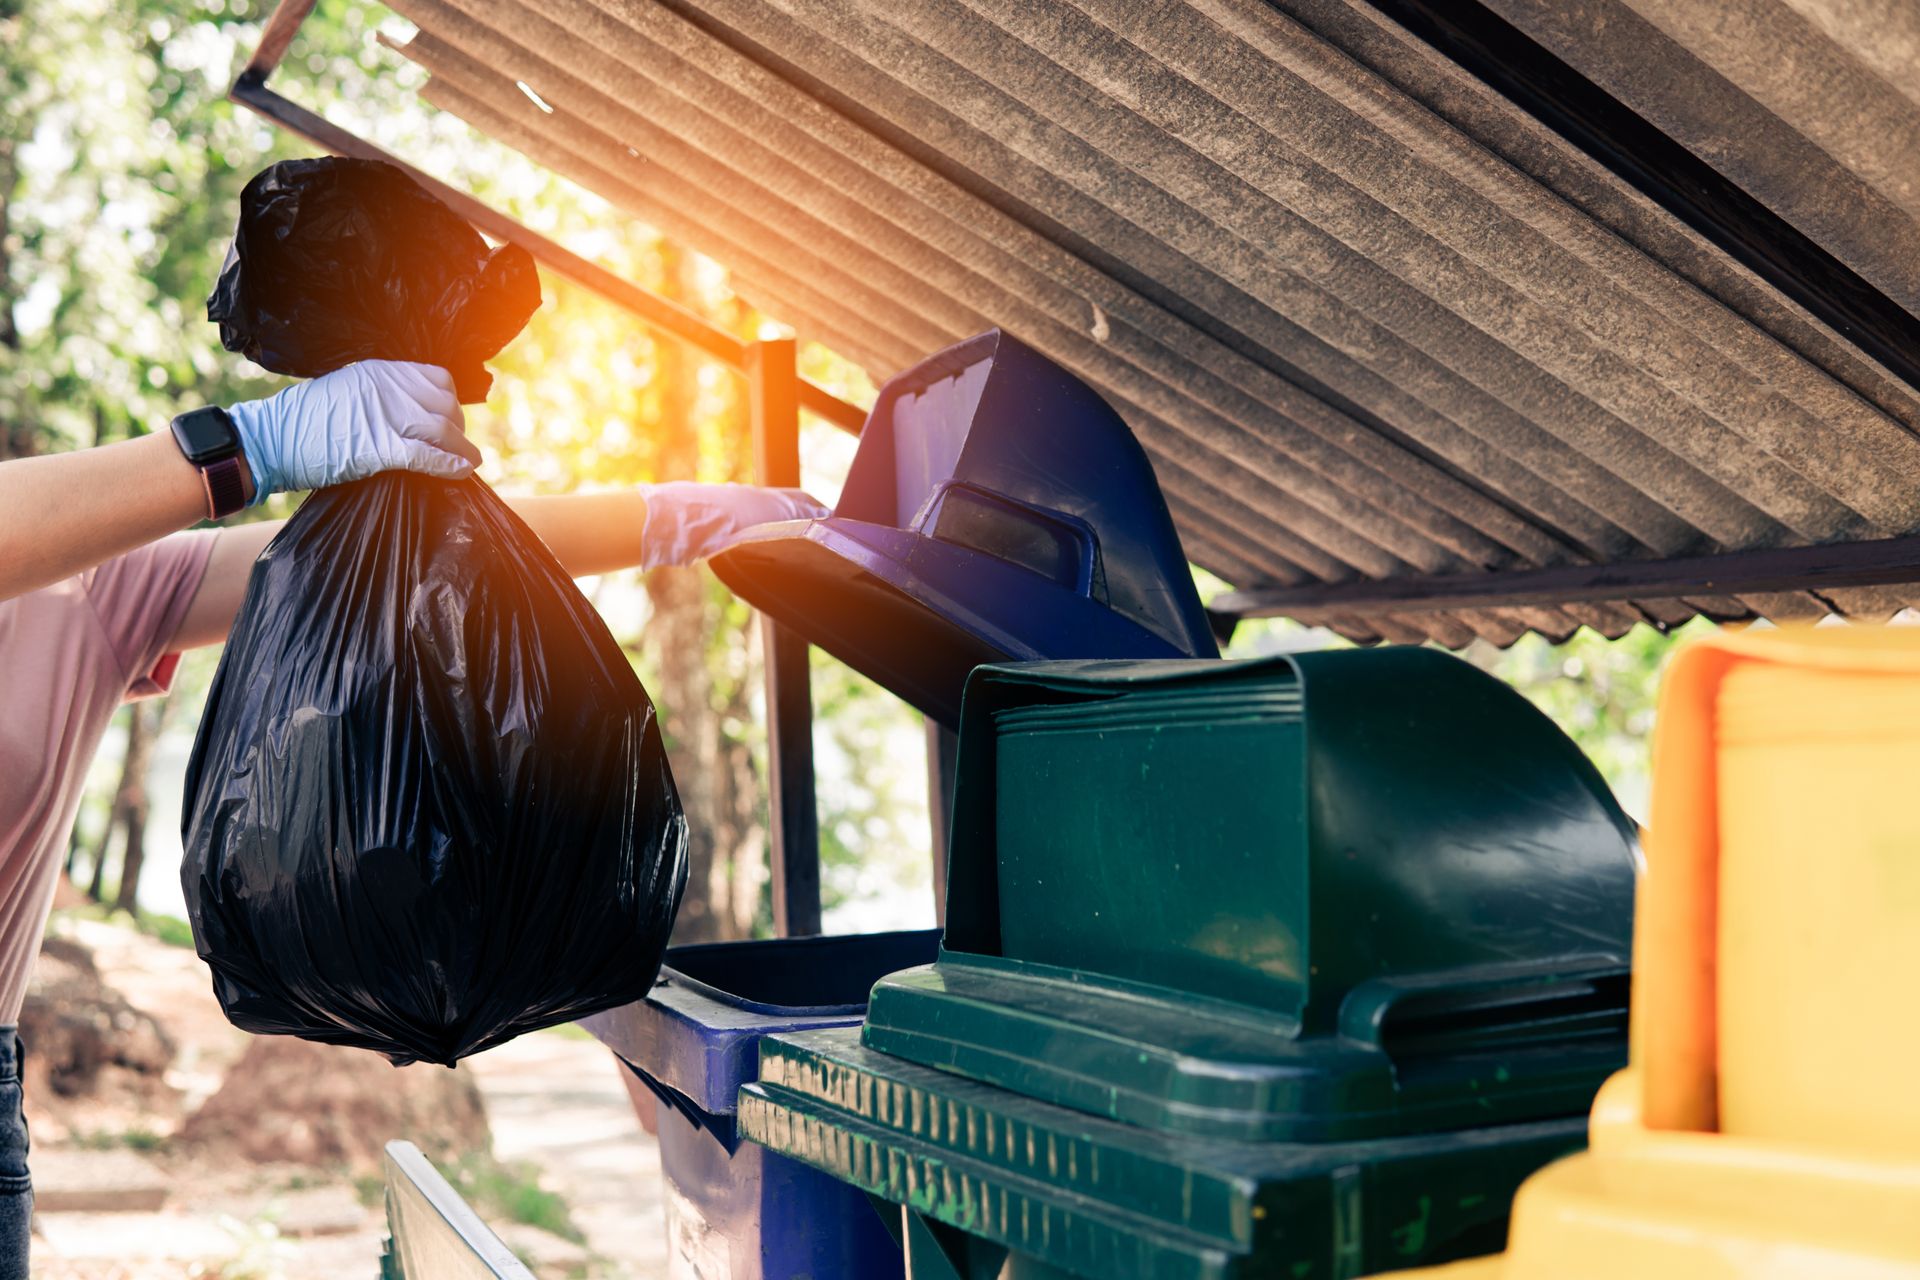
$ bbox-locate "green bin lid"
[862,648,1639,1141]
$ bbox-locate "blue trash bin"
[580,929,940,1279]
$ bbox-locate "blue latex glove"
[637,481,829,570]
[227,360,480,505]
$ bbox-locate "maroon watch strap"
[201,455,249,519]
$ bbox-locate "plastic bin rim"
[654,967,868,1020]
[656,928,942,1020]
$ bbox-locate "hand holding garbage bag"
[184,157,688,1066]
[229,359,481,504]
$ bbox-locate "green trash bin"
[740,649,1641,1279]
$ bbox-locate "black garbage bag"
[208,157,539,402]
[184,158,688,1065]
[183,475,688,1065]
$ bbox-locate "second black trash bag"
[183,474,689,1066]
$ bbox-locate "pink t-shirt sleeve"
[82,530,220,701]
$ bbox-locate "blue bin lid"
[711,330,1218,725]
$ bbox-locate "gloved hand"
[637,481,829,570]
[227,360,481,506]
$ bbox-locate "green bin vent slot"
[1368,971,1632,1084]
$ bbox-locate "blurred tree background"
[5,0,1694,948]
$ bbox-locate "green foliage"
[1465,620,1718,821]
[0,0,293,454]
[441,1155,585,1245]
[135,910,197,949]
[807,651,936,932]
[538,1021,595,1042]
[362,1152,586,1247]
[46,901,195,948]
[72,1127,168,1152]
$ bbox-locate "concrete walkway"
[29,1031,670,1280]
[37,915,670,1279]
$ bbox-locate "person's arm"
[0,359,477,606]
[168,483,829,651]
[0,432,229,602]
[509,492,649,578]
[173,499,653,650]
[168,521,284,651]
[170,500,644,651]
[516,483,825,577]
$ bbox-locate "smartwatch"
[169,405,252,519]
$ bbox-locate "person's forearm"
[0,433,214,602]
[171,486,800,653]
[173,490,654,654]
[508,491,649,578]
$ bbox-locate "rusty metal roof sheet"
[377,0,1920,644]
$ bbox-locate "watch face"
[173,407,238,463]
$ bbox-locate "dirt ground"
[27,915,667,1280]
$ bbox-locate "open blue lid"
[711,330,1218,725]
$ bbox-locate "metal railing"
[231,0,873,935]
[381,1141,534,1278]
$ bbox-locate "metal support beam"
[243,0,317,80]
[750,339,822,937]
[1211,534,1920,619]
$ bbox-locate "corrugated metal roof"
[1484,0,1920,324]
[377,0,1920,644]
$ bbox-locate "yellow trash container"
[1383,627,1920,1279]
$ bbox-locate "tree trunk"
[111,795,149,915]
[85,827,112,903]
[0,125,17,357]
[0,75,32,463]
[646,245,764,944]
[647,564,721,943]
[85,708,123,901]
[720,646,768,934]
[88,703,159,908]
[110,699,167,913]
[0,161,15,352]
